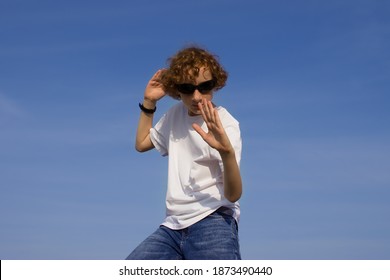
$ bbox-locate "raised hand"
[144,69,167,104]
[192,98,234,155]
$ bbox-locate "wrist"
[219,147,236,159]
[142,98,157,109]
[139,102,156,114]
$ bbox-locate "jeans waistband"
[216,206,234,217]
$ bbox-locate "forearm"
[220,150,242,203]
[135,99,156,152]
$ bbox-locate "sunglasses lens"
[176,84,195,94]
[198,80,215,93]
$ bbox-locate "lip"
[188,104,201,116]
[191,103,200,110]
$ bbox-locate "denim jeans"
[126,209,241,260]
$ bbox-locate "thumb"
[192,123,207,139]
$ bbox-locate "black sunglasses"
[175,79,216,95]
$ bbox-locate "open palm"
[144,69,166,102]
[192,99,233,154]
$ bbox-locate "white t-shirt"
[150,102,242,230]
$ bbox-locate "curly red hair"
[160,46,228,99]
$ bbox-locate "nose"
[192,89,202,101]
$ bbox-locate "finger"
[207,101,216,123]
[204,99,215,123]
[151,69,165,81]
[192,123,207,139]
[201,100,216,128]
[151,70,160,79]
[199,100,212,127]
[199,99,208,119]
[213,107,223,129]
[198,100,208,121]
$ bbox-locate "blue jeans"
[126,209,241,260]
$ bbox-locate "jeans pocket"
[210,210,239,239]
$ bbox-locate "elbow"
[135,144,147,153]
[224,179,243,203]
[135,134,154,152]
[225,190,242,203]
[226,195,241,203]
[135,143,142,152]
[135,141,153,153]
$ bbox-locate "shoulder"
[216,106,239,127]
[163,102,186,118]
[157,102,185,123]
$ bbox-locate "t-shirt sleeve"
[150,113,170,157]
[217,108,242,170]
[225,121,242,166]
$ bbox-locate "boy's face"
[178,67,214,116]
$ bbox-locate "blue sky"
[1,0,389,260]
